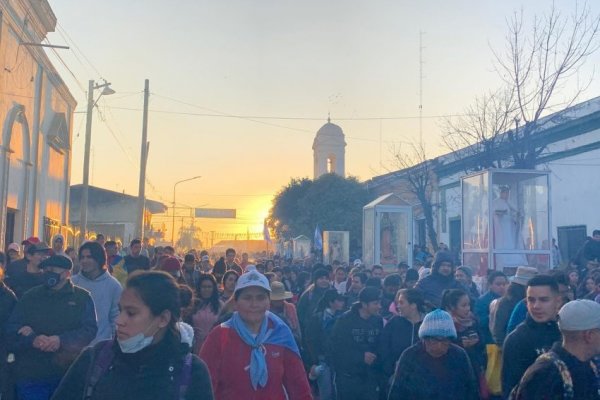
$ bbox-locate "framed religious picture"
[323,231,349,265]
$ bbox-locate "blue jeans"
[316,363,335,400]
[16,379,60,400]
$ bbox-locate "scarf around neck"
[223,311,300,390]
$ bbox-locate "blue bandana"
[223,311,300,390]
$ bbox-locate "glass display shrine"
[461,169,552,277]
[363,193,413,272]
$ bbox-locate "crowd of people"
[0,233,599,400]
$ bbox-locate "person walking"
[51,271,214,400]
[0,264,17,400]
[511,299,600,400]
[199,266,311,400]
[415,251,463,307]
[501,275,562,398]
[191,274,223,354]
[330,287,383,400]
[71,241,122,344]
[379,288,428,380]
[388,309,479,400]
[304,289,345,400]
[442,289,487,397]
[6,255,97,399]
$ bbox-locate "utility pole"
[419,31,425,147]
[79,80,95,240]
[79,79,114,241]
[135,79,150,239]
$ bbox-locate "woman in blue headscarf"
[200,266,312,400]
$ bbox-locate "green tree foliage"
[268,174,371,251]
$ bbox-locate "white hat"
[510,266,538,286]
[234,265,271,294]
[353,259,362,266]
[7,243,20,252]
[558,299,600,331]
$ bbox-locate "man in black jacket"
[330,287,383,400]
[6,255,97,399]
[502,275,562,398]
[512,299,600,400]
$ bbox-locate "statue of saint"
[492,185,527,268]
[380,213,397,265]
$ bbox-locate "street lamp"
[79,80,115,239]
[172,176,202,246]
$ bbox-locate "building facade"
[69,185,167,245]
[0,0,76,249]
[368,97,600,265]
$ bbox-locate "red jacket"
[200,323,312,400]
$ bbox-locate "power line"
[56,22,102,78]
[92,105,468,122]
[85,105,415,144]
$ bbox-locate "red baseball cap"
[21,237,41,245]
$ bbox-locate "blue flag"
[263,220,272,244]
[314,224,323,251]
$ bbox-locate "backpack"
[83,341,193,400]
[509,350,574,400]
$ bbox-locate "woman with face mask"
[200,266,311,400]
[51,271,214,400]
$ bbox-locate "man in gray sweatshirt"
[72,241,122,344]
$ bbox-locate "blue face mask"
[117,323,158,354]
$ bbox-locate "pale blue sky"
[46,0,600,233]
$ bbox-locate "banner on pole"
[194,208,236,219]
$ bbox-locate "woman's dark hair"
[506,282,527,301]
[222,270,239,288]
[78,241,107,268]
[441,288,469,311]
[0,251,5,265]
[179,284,194,309]
[195,274,221,314]
[397,288,429,314]
[550,270,569,287]
[126,271,181,335]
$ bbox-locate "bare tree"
[494,3,600,168]
[442,88,516,171]
[391,143,439,252]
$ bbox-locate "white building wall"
[0,0,75,247]
[435,125,600,250]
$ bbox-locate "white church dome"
[312,121,346,149]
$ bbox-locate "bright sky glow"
[45,0,600,237]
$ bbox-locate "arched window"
[327,155,336,173]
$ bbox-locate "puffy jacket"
[415,272,463,307]
[51,330,213,400]
[6,280,97,382]
[388,342,479,400]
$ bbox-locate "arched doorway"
[0,103,31,249]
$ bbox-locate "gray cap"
[558,300,600,331]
